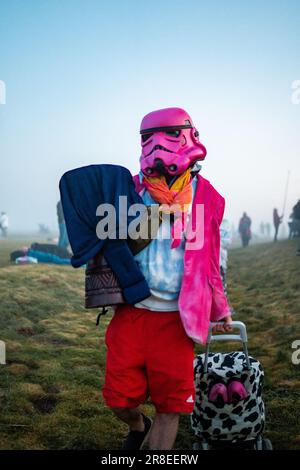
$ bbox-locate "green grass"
[0,237,300,449]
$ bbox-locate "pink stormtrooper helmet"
[140,107,207,177]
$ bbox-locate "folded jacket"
[59,164,151,304]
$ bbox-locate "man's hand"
[212,315,233,335]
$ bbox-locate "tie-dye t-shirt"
[134,176,198,312]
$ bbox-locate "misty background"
[0,0,299,236]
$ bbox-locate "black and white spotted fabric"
[191,352,265,442]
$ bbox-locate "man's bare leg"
[149,413,180,450]
[111,406,145,431]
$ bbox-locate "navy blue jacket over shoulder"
[59,164,150,304]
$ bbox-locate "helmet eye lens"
[165,130,181,138]
[141,133,153,143]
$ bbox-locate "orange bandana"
[143,169,193,213]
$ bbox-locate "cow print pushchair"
[191,321,272,450]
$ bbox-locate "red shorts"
[102,304,195,413]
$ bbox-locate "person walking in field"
[60,107,232,451]
[102,108,232,450]
[273,208,282,242]
[238,212,251,247]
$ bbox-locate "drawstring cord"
[96,306,109,326]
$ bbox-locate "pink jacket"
[133,173,231,344]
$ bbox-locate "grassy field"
[0,237,299,450]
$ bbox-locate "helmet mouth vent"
[146,145,174,157]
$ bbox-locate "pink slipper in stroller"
[208,383,228,405]
[227,380,248,404]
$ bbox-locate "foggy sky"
[0,0,299,235]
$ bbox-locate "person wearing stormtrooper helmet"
[102,107,232,450]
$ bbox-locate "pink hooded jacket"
[133,173,231,345]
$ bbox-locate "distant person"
[292,200,300,234]
[265,222,271,238]
[289,209,300,239]
[293,200,300,218]
[0,211,9,238]
[292,199,300,256]
[57,200,69,248]
[238,212,252,247]
[273,208,283,242]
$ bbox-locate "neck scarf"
[142,169,194,249]
[143,169,193,213]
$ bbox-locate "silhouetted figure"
[273,208,283,242]
[293,200,300,217]
[288,202,300,238]
[292,199,300,255]
[238,212,252,247]
[292,200,300,234]
[265,222,271,238]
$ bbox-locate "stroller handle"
[204,321,251,372]
[208,321,248,343]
